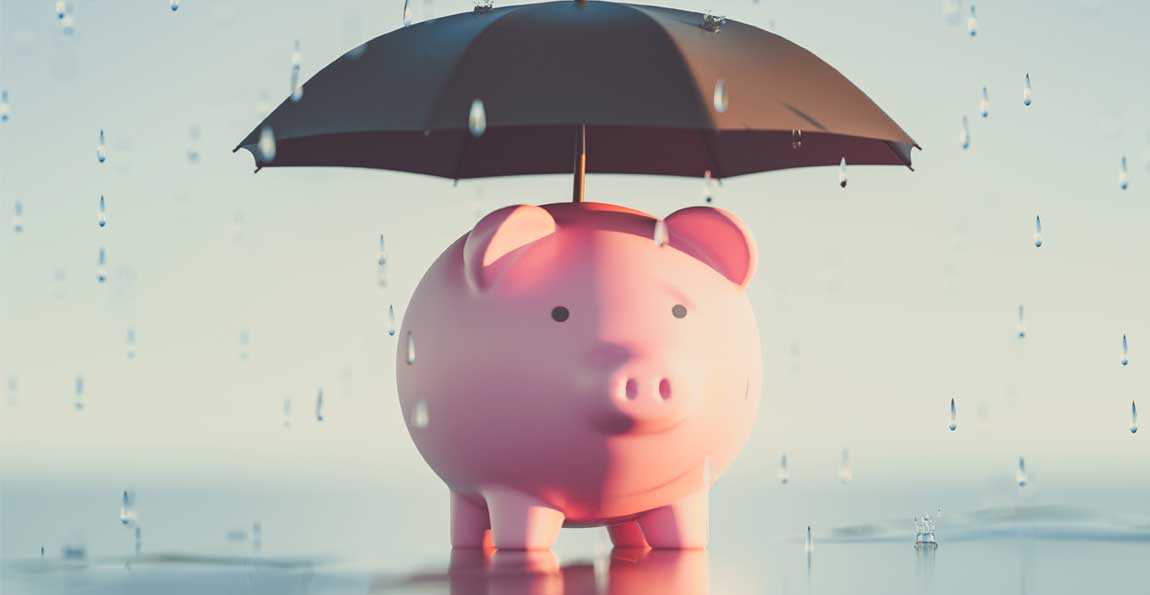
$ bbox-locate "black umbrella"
[235,1,918,200]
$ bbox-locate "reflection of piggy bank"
[397,202,761,550]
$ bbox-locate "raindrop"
[387,304,397,336]
[406,332,416,365]
[778,452,790,485]
[0,89,10,123]
[653,219,669,247]
[257,126,276,161]
[468,99,487,138]
[838,157,848,188]
[239,329,250,361]
[967,3,977,36]
[403,0,413,26]
[187,126,201,164]
[948,398,957,431]
[60,9,76,34]
[1131,401,1138,434]
[74,374,85,411]
[290,41,304,102]
[1023,73,1032,106]
[1119,156,1129,190]
[1121,333,1129,366]
[12,200,24,233]
[256,91,271,116]
[119,491,137,526]
[838,449,853,483]
[979,86,990,118]
[1033,214,1042,248]
[713,79,728,113]
[98,195,107,228]
[412,399,430,429]
[803,526,813,554]
[1016,305,1026,338]
[315,388,324,422]
[134,527,142,555]
[959,115,971,150]
[6,376,18,406]
[97,246,108,283]
[377,233,389,288]
[170,0,180,11]
[702,170,715,203]
[913,513,938,548]
[56,1,67,20]
[126,328,136,360]
[96,129,108,164]
[1015,456,1028,488]
[792,129,802,149]
[252,522,262,552]
[283,398,292,428]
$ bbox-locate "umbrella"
[235,0,918,201]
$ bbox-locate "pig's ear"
[464,205,557,291]
[664,206,757,288]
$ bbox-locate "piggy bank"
[396,202,761,550]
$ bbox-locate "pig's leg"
[484,488,565,550]
[607,521,649,548]
[451,491,492,549]
[637,490,708,549]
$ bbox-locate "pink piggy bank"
[396,202,761,550]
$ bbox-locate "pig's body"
[397,202,762,550]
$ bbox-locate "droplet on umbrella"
[387,304,397,336]
[778,452,789,485]
[713,79,728,113]
[838,157,848,188]
[12,200,24,233]
[315,388,324,422]
[468,99,487,138]
[473,0,493,12]
[1023,73,1032,106]
[1015,456,1027,487]
[702,170,714,203]
[1016,305,1026,339]
[792,129,802,149]
[653,219,669,247]
[1131,401,1138,434]
[1033,214,1042,248]
[74,374,86,411]
[1119,156,1129,190]
[98,195,107,228]
[948,398,957,431]
[126,328,136,360]
[838,448,853,483]
[979,86,990,118]
[97,246,108,283]
[283,398,292,428]
[0,90,10,123]
[959,115,971,150]
[96,129,107,163]
[967,4,977,36]
[406,332,416,365]
[411,399,430,429]
[257,126,276,161]
[1121,333,1129,366]
[120,490,137,526]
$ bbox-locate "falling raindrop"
[778,452,790,485]
[403,0,414,26]
[256,91,271,117]
[702,170,715,203]
[315,388,324,422]
[377,234,389,288]
[838,157,848,188]
[713,79,728,113]
[170,0,180,11]
[283,398,292,428]
[187,126,201,164]
[959,115,971,150]
[1016,305,1026,338]
[97,246,108,283]
[1119,156,1129,190]
[1121,333,1129,366]
[1015,456,1028,488]
[60,9,76,34]
[119,491,137,526]
[948,398,957,431]
[468,99,487,138]
[257,126,276,161]
[290,41,304,102]
[979,86,990,118]
[791,129,802,150]
[0,90,10,122]
[239,329,250,361]
[96,130,108,164]
[252,522,262,552]
[838,449,853,484]
[56,1,67,20]
[1033,214,1043,248]
[6,376,18,406]
[653,219,669,247]
[1131,401,1138,434]
[98,195,107,228]
[412,399,430,429]
[386,304,398,336]
[12,200,24,233]
[1023,74,1033,106]
[803,526,813,554]
[126,328,137,360]
[74,374,85,411]
[406,332,417,365]
[967,3,978,36]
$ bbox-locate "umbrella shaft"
[572,124,586,203]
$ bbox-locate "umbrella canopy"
[236,0,918,194]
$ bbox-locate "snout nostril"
[625,378,638,400]
[659,378,672,400]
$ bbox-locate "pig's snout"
[588,344,694,434]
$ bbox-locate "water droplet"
[778,452,790,485]
[979,86,990,118]
[56,1,67,20]
[257,126,276,161]
[97,246,108,283]
[959,115,971,150]
[653,218,669,247]
[74,374,85,411]
[412,399,430,429]
[1023,73,1032,106]
[96,129,107,163]
[289,41,303,102]
[187,126,201,164]
[239,329,250,361]
[838,157,848,188]
[120,490,137,526]
[1131,401,1138,434]
[803,526,813,554]
[468,99,487,138]
[948,398,958,431]
[1016,305,1027,338]
[98,195,107,228]
[315,388,324,422]
[1121,333,1129,366]
[702,11,725,32]
[1033,214,1043,248]
[252,522,262,553]
[702,170,715,203]
[473,0,493,12]
[59,5,76,35]
[1119,156,1129,190]
[0,90,10,123]
[256,91,271,117]
[967,3,978,36]
[377,234,389,288]
[1015,456,1028,487]
[134,527,142,555]
[791,129,803,149]
[283,397,292,428]
[170,0,179,11]
[406,332,416,365]
[713,79,728,113]
[838,449,853,483]
[12,200,24,233]
[6,375,19,406]
[126,328,136,360]
[387,304,397,336]
[914,513,938,548]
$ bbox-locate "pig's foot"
[451,491,493,549]
[484,489,565,550]
[637,490,708,549]
[607,521,649,549]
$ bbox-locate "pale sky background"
[1,0,1149,492]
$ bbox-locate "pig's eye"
[672,304,688,319]
[551,306,571,322]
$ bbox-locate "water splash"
[959,115,971,150]
[12,200,24,233]
[979,86,990,118]
[1015,456,1028,488]
[778,452,790,485]
[713,79,728,113]
[377,233,389,288]
[913,513,939,548]
[74,374,86,411]
[967,3,978,36]
[97,246,108,283]
[1131,401,1138,434]
[315,388,324,422]
[257,126,276,161]
[98,195,107,228]
[1016,305,1027,339]
[948,397,957,431]
[387,304,397,336]
[838,157,848,188]
[126,328,137,360]
[838,449,853,484]
[412,399,430,429]
[119,491,138,526]
[468,99,487,138]
[1033,214,1043,248]
[1023,73,1033,106]
[1119,156,1129,190]
[406,332,416,365]
[702,169,715,203]
[0,90,10,123]
[1121,333,1129,366]
[96,129,108,163]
